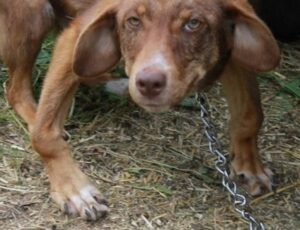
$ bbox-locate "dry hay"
[279,42,300,73]
[0,41,299,230]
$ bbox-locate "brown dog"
[0,0,280,221]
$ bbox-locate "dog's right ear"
[73,0,121,78]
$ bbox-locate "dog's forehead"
[118,0,222,18]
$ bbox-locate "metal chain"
[197,93,265,230]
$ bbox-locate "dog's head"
[72,0,280,112]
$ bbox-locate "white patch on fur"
[143,52,171,72]
[70,194,85,208]
[68,185,95,208]
[80,185,97,200]
[105,79,129,96]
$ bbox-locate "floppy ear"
[73,0,121,77]
[223,0,280,72]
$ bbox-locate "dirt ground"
[0,41,299,229]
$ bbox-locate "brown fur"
[0,0,280,220]
[0,0,54,128]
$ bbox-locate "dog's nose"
[136,70,167,98]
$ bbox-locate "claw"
[97,204,109,218]
[64,203,69,214]
[85,209,93,221]
[94,196,109,206]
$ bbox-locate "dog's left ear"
[223,0,280,72]
[73,0,121,77]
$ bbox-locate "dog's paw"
[48,164,109,221]
[230,158,273,196]
[52,184,109,221]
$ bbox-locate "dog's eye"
[184,19,201,32]
[127,17,141,28]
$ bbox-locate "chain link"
[197,93,265,230]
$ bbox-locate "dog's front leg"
[31,36,108,221]
[220,61,273,196]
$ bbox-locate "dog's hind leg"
[0,0,54,130]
